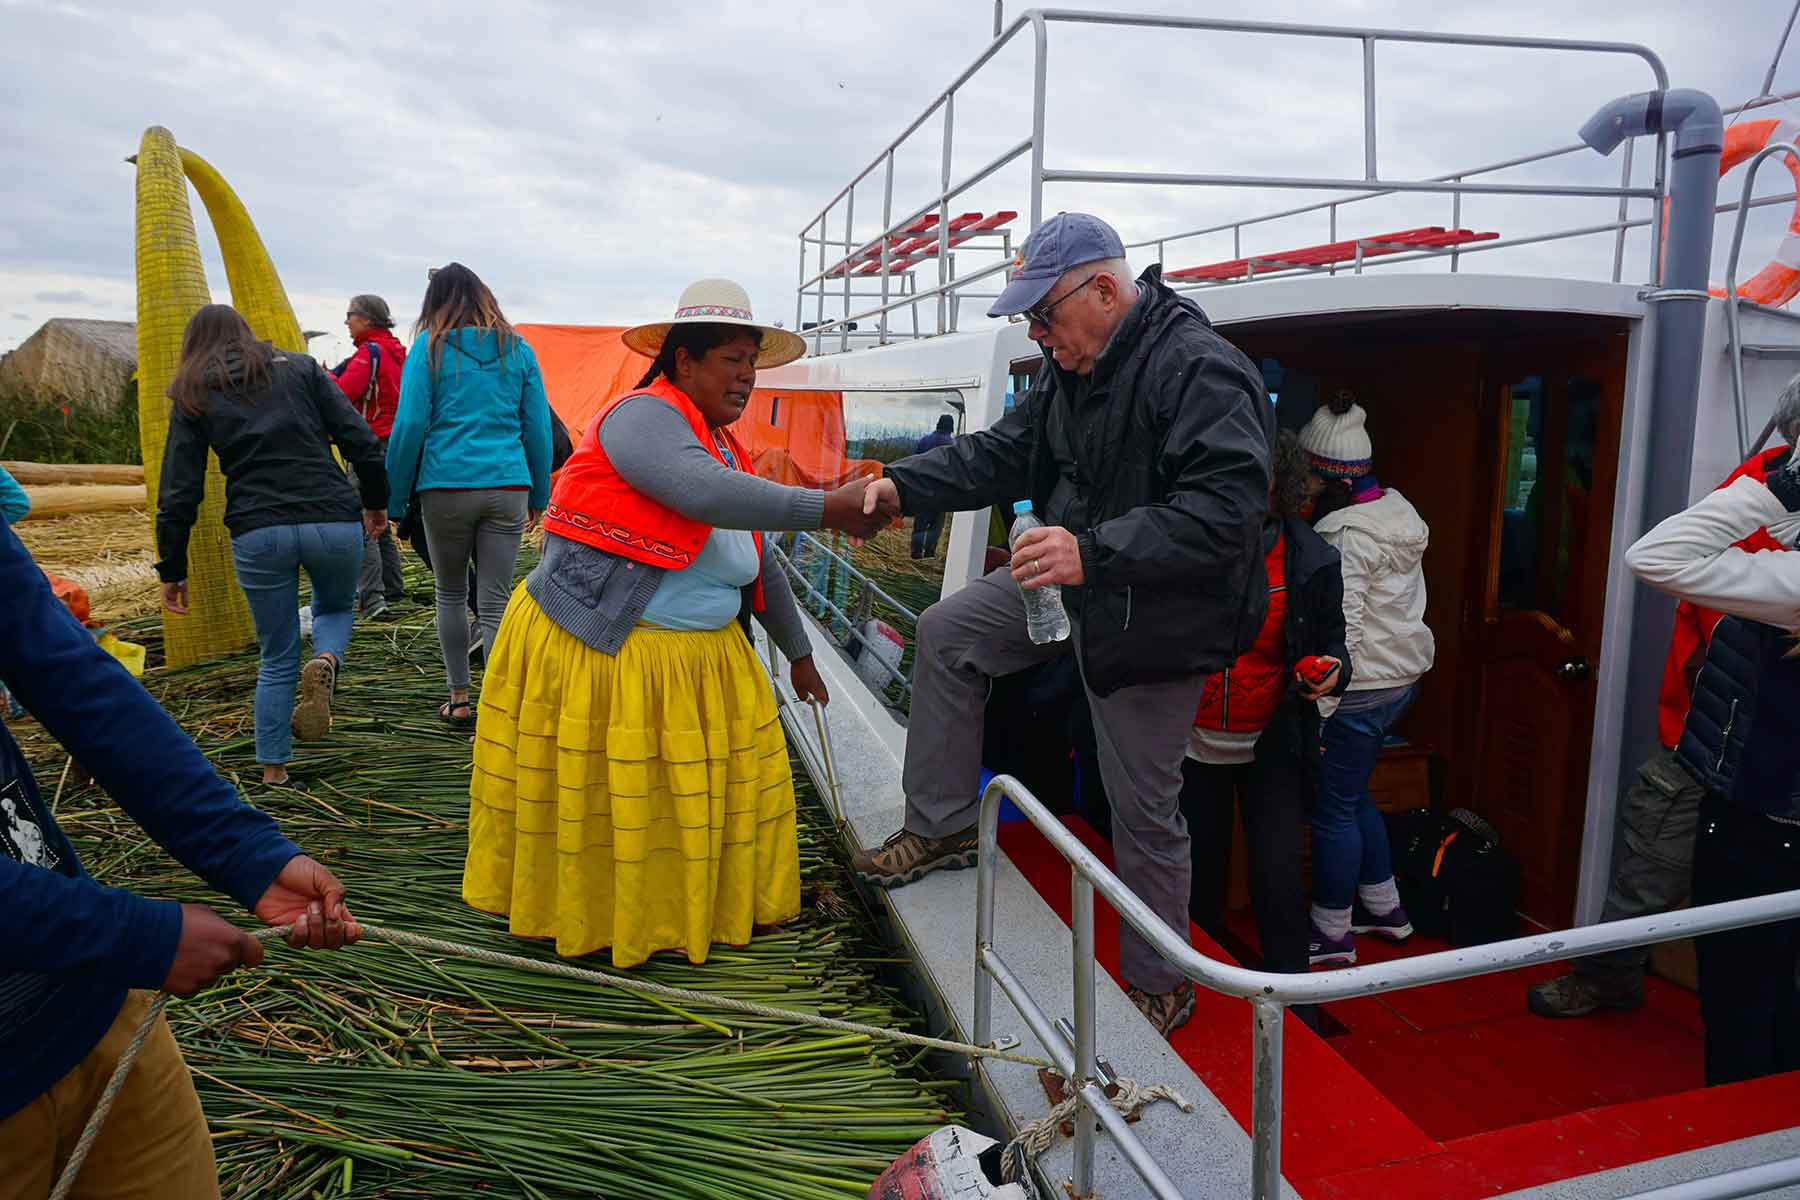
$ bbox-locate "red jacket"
[543,378,764,609]
[331,328,406,439]
[1654,446,1788,748]
[1194,530,1288,734]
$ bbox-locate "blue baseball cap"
[988,212,1126,318]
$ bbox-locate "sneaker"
[362,598,389,620]
[262,774,311,794]
[1526,972,1644,1018]
[292,655,337,741]
[1351,901,1414,942]
[851,826,979,887]
[1309,924,1357,967]
[1128,982,1196,1037]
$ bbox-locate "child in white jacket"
[1626,453,1800,1086]
[1299,392,1437,966]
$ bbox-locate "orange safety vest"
[543,377,765,610]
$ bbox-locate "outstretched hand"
[253,854,361,950]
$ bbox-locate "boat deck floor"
[997,814,1800,1199]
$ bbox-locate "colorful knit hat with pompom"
[1298,389,1374,479]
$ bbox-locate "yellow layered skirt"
[464,586,800,967]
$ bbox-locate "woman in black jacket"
[1181,431,1350,998]
[156,305,389,790]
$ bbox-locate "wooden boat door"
[1469,335,1628,929]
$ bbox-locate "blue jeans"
[230,522,361,765]
[1311,684,1418,910]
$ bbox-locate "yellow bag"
[95,630,147,678]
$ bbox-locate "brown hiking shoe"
[1526,972,1643,1019]
[851,826,979,888]
[1129,982,1197,1038]
[292,654,337,742]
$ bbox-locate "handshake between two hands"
[822,475,904,543]
[819,475,1087,589]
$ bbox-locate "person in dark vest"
[1528,411,1796,1019]
[910,414,956,559]
[1626,446,1800,1085]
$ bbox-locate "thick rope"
[351,922,1054,1067]
[1000,1078,1196,1199]
[55,921,1190,1198]
[48,992,171,1200]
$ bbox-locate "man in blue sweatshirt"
[0,515,358,1196]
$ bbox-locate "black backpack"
[1387,807,1520,946]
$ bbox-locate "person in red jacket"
[1181,431,1349,1000]
[1528,397,1797,1018]
[330,294,408,617]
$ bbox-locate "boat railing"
[768,532,919,708]
[797,9,1674,355]
[972,773,1800,1200]
[1724,141,1800,462]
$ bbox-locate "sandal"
[439,699,475,727]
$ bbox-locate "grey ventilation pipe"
[1578,88,1722,923]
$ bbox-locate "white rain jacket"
[1313,488,1436,718]
[1625,474,1800,625]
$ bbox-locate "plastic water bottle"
[1010,501,1071,645]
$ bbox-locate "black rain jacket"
[885,266,1274,695]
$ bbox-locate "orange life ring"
[1667,118,1800,306]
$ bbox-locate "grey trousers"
[420,489,528,691]
[348,451,405,610]
[1575,744,1703,988]
[903,568,1205,994]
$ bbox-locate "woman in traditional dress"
[464,279,889,966]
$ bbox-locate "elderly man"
[852,212,1274,1034]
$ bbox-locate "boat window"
[1497,374,1599,624]
[743,388,967,711]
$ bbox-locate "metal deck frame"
[974,774,1800,1200]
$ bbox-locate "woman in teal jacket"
[387,263,552,723]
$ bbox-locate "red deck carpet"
[995,814,1800,1197]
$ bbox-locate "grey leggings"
[420,489,529,691]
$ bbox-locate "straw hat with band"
[622,278,807,369]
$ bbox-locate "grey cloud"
[10,313,28,321]
[33,288,91,304]
[0,0,1795,339]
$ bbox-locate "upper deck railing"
[794,8,1795,357]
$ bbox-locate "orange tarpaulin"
[517,323,878,489]
[737,389,883,489]
[516,324,647,439]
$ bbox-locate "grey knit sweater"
[526,394,825,659]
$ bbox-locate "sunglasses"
[1022,273,1099,328]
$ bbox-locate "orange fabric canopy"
[516,324,648,440]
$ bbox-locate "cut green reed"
[17,558,955,1197]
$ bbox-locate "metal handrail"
[797,8,1672,351]
[1158,189,1800,295]
[972,773,1800,1200]
[1724,143,1800,461]
[1617,1154,1800,1200]
[1127,90,1800,263]
[768,538,915,703]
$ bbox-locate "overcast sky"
[2,0,1796,364]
